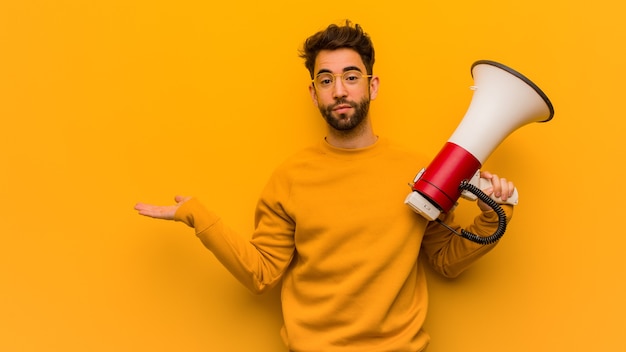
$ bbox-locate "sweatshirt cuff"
[173,197,221,234]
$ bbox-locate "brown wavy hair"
[299,20,375,79]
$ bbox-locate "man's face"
[309,48,378,132]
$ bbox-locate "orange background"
[1,1,624,351]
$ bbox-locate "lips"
[333,103,353,113]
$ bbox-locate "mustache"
[330,99,357,109]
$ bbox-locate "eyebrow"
[315,66,363,76]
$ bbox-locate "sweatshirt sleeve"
[173,175,296,294]
[420,205,514,278]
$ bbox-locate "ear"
[369,75,380,100]
[309,83,319,107]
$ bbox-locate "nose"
[332,77,348,98]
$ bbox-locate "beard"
[318,97,371,132]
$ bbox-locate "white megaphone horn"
[405,60,554,244]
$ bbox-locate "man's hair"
[299,20,375,79]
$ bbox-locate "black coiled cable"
[456,180,508,245]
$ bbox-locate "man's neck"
[325,125,378,149]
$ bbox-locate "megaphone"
[405,60,554,244]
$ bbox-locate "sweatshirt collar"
[319,136,388,159]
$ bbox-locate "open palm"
[134,195,190,220]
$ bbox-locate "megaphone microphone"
[405,60,554,244]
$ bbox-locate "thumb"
[174,195,191,204]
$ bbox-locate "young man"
[135,21,515,352]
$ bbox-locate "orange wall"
[1,1,624,351]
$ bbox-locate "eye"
[343,71,362,83]
[316,74,334,87]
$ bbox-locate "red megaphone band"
[411,142,481,212]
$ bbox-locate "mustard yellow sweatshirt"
[174,137,513,352]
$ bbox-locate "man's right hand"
[134,195,191,220]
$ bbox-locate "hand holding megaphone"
[460,170,518,206]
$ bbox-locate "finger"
[480,170,494,180]
[134,203,175,220]
[134,203,159,217]
[498,178,508,200]
[490,174,502,198]
[508,180,515,198]
[134,203,149,212]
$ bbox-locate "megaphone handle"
[457,180,508,245]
